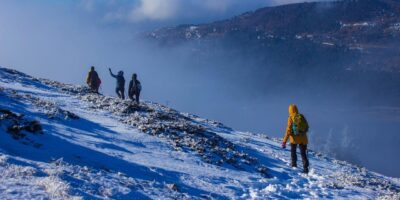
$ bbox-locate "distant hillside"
[148,0,400,73]
[145,0,400,107]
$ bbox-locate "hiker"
[86,66,101,93]
[109,68,125,99]
[128,73,142,104]
[282,104,310,174]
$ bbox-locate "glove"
[282,142,286,149]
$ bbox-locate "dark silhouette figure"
[86,66,101,93]
[128,73,141,104]
[109,68,125,99]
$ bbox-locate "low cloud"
[77,0,331,25]
[79,0,96,12]
[202,0,231,12]
[129,0,180,21]
[271,0,332,6]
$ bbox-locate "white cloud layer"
[79,0,270,23]
[78,0,329,24]
[129,0,180,21]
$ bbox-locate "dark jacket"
[129,79,141,95]
[110,71,125,89]
[86,70,100,87]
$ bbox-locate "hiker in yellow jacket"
[86,66,101,93]
[282,104,310,174]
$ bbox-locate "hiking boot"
[302,168,309,174]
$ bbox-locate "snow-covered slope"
[0,67,399,200]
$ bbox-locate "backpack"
[291,114,309,136]
[130,80,142,93]
[88,71,101,87]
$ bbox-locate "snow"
[189,26,198,31]
[390,23,400,31]
[342,22,376,28]
[322,42,335,46]
[185,26,201,39]
[0,67,399,199]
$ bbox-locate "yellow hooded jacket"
[283,104,308,145]
[86,70,94,85]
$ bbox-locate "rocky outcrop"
[79,93,269,176]
[0,109,43,148]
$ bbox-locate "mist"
[0,0,399,178]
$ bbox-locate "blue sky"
[79,0,331,29]
[0,0,325,30]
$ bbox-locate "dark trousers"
[89,85,99,93]
[291,144,309,170]
[129,91,140,103]
[89,81,99,93]
[116,87,125,99]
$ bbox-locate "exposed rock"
[0,109,43,142]
[166,183,179,192]
[3,89,80,120]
